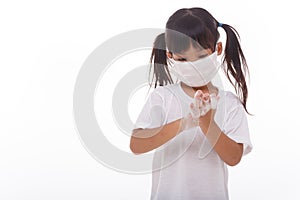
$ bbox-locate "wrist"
[178,118,185,133]
[199,118,217,135]
[180,115,199,132]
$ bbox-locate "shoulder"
[149,83,181,98]
[224,91,241,105]
[220,90,244,113]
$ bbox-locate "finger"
[202,93,210,104]
[209,93,220,100]
[189,102,197,117]
[201,103,211,116]
[195,96,203,109]
[190,102,200,118]
[200,108,209,116]
[194,90,203,99]
[209,93,219,109]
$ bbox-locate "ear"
[166,52,173,59]
[216,42,223,55]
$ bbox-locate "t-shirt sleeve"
[133,88,166,129]
[224,104,253,156]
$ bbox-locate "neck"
[181,82,218,94]
[192,85,208,92]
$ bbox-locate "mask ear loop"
[215,40,222,53]
[214,43,223,73]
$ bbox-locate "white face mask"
[169,51,220,87]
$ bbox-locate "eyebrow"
[175,53,209,59]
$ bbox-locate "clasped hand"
[181,90,220,134]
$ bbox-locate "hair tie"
[218,22,223,27]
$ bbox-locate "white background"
[1,0,300,199]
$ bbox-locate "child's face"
[166,42,222,62]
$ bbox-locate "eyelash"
[176,55,207,61]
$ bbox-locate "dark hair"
[149,33,174,88]
[149,7,252,115]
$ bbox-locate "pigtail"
[149,33,173,88]
[219,24,252,115]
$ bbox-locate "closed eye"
[176,54,209,62]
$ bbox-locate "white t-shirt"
[133,82,253,200]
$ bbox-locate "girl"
[130,7,253,200]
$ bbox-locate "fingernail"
[194,90,203,98]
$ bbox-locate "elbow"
[130,128,155,155]
[227,143,244,166]
[129,139,138,154]
[130,138,153,155]
[130,142,139,155]
[130,138,145,155]
[130,130,141,154]
[226,157,241,166]
[130,145,145,155]
[130,128,150,155]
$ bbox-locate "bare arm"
[130,119,183,154]
[200,113,243,166]
[131,106,244,166]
